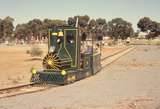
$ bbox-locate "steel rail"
[0,83,57,99]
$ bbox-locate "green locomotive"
[31,26,101,85]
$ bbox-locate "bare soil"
[0,44,122,89]
[0,44,47,88]
[0,45,159,109]
[101,46,124,58]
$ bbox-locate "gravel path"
[0,45,160,109]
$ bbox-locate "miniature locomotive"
[31,26,101,85]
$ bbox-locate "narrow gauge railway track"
[101,46,133,61]
[0,83,57,99]
[101,46,135,68]
[0,46,135,99]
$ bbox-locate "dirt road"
[0,45,160,109]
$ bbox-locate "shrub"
[26,50,30,54]
[107,40,116,46]
[29,46,43,57]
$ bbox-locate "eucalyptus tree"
[107,18,134,40]
[1,16,14,41]
[137,17,160,39]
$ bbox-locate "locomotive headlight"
[58,31,64,37]
[49,46,55,53]
[31,68,37,74]
[61,70,67,76]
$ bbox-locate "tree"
[51,19,66,26]
[0,19,3,40]
[96,18,106,25]
[94,18,108,40]
[88,19,96,30]
[107,18,134,40]
[41,19,52,38]
[137,17,152,32]
[137,17,160,39]
[1,16,14,41]
[42,19,66,39]
[68,17,76,27]
[27,19,44,41]
[146,21,160,39]
[14,23,31,42]
[68,15,90,27]
[75,15,90,27]
[14,18,66,43]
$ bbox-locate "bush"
[29,46,43,57]
[26,50,30,54]
[107,40,116,46]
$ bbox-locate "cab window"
[66,32,75,44]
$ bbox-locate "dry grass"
[0,44,124,88]
[155,41,160,46]
[0,44,47,88]
[145,39,160,45]
[130,39,160,46]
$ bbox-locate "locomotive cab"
[31,26,101,85]
[44,27,79,70]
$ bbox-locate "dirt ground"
[101,46,124,58]
[0,44,47,88]
[0,44,123,89]
[0,45,159,109]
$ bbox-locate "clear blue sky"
[0,0,160,30]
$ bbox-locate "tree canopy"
[1,15,160,43]
[0,16,14,41]
[137,17,160,39]
[107,18,134,40]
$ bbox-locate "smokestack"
[75,17,79,28]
